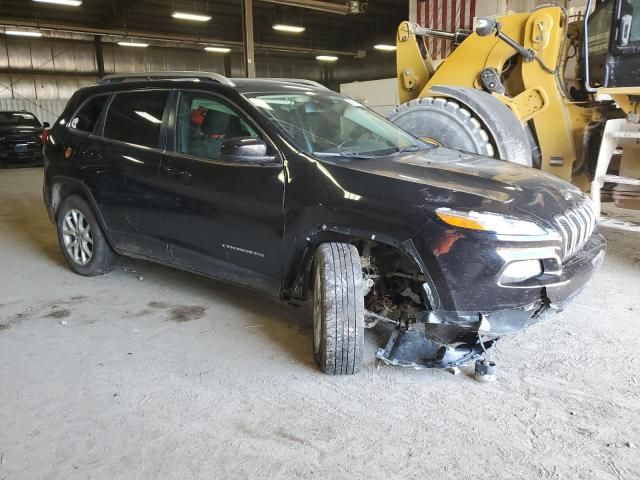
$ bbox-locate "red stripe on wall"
[431,0,440,58]
[461,0,466,32]
[442,0,447,58]
[469,0,475,27]
[417,0,422,26]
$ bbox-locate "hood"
[322,147,583,223]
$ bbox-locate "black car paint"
[43,78,606,339]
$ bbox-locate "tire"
[56,195,116,276]
[312,243,365,375]
[388,97,496,157]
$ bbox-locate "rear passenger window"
[103,90,169,148]
[175,91,260,160]
[69,95,109,133]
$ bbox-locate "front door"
[160,90,285,295]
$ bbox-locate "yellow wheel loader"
[389,0,640,230]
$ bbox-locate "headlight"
[435,207,547,236]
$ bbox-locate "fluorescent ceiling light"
[205,46,231,53]
[273,24,305,33]
[117,41,149,47]
[172,11,212,22]
[374,44,397,51]
[33,0,82,5]
[135,111,162,124]
[316,55,338,62]
[5,30,43,37]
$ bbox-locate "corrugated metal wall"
[0,98,68,125]
[0,35,387,122]
[0,36,228,123]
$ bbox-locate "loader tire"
[312,243,364,375]
[389,97,496,157]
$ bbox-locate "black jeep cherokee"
[43,72,606,375]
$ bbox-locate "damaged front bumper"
[377,232,606,368]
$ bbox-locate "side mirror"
[220,137,276,163]
[42,122,50,128]
[475,17,497,37]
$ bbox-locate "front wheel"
[312,243,365,375]
[56,195,116,276]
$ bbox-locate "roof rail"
[98,71,235,86]
[264,78,329,90]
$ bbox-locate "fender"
[428,85,532,167]
[47,175,119,252]
[282,224,443,311]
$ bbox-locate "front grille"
[554,196,596,261]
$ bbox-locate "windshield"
[245,91,431,159]
[0,112,40,128]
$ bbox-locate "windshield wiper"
[394,146,423,153]
[313,151,373,160]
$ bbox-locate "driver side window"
[176,92,260,161]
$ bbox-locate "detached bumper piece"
[375,306,542,369]
[375,322,497,369]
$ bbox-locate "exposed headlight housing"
[435,208,547,236]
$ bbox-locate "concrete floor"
[1,167,639,480]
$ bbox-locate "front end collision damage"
[374,230,606,369]
[277,142,607,371]
[283,199,606,370]
[298,219,606,368]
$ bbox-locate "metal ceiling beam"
[258,0,350,15]
[242,0,256,78]
[0,20,358,56]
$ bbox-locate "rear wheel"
[312,243,365,375]
[56,195,116,276]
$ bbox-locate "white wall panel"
[0,40,9,69]
[340,78,399,116]
[6,41,33,69]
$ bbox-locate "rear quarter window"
[69,95,109,133]
[103,90,170,149]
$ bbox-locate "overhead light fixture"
[205,46,231,53]
[135,111,162,124]
[316,55,338,62]
[117,41,149,47]
[5,30,43,37]
[374,44,397,51]
[33,0,82,5]
[272,24,305,33]
[172,11,212,22]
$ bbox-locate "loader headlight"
[435,208,547,236]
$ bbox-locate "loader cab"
[587,0,640,88]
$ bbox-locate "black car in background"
[0,110,48,167]
[43,72,606,375]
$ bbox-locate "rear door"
[80,89,172,260]
[160,89,285,295]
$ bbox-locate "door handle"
[161,166,191,178]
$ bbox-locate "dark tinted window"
[588,0,614,54]
[175,91,259,160]
[0,112,40,127]
[69,95,108,133]
[103,90,169,148]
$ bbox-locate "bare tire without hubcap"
[312,242,365,375]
